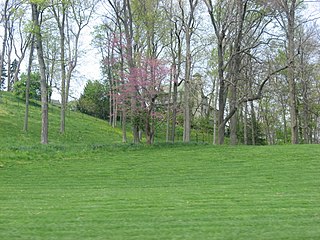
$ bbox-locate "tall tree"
[178,0,198,143]
[23,35,35,132]
[203,0,234,144]
[31,1,49,144]
[51,0,67,134]
[12,5,32,85]
[0,0,10,90]
[162,0,184,143]
[276,0,300,144]
[123,0,140,143]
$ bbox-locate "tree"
[116,57,168,144]
[203,0,235,144]
[276,0,300,144]
[24,35,35,132]
[51,0,97,134]
[77,80,109,120]
[51,0,68,134]
[0,0,10,90]
[31,1,49,144]
[13,72,41,100]
[179,0,199,143]
[204,0,287,145]
[11,3,32,85]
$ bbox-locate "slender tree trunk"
[24,36,35,132]
[7,36,13,91]
[122,110,127,143]
[183,28,191,142]
[213,77,218,145]
[280,94,288,143]
[0,0,9,89]
[204,0,228,145]
[300,46,309,143]
[250,101,256,145]
[52,1,67,134]
[109,82,113,125]
[180,0,198,143]
[13,43,29,85]
[229,84,238,145]
[146,105,155,145]
[60,10,67,134]
[172,81,178,143]
[243,103,248,145]
[286,0,299,144]
[171,31,182,144]
[122,0,139,143]
[217,37,227,144]
[32,3,48,144]
[166,68,173,142]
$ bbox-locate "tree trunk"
[217,38,227,145]
[7,35,13,91]
[171,81,178,143]
[250,101,256,145]
[145,108,154,145]
[60,8,67,134]
[0,0,9,90]
[183,29,191,143]
[24,36,35,132]
[32,3,48,144]
[285,0,299,144]
[229,84,238,145]
[288,31,298,143]
[122,110,127,143]
[166,68,173,142]
[243,103,248,145]
[213,76,218,145]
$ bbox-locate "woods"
[1,0,320,145]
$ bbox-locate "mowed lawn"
[1,144,320,239]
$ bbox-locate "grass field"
[1,92,320,239]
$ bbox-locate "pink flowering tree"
[104,32,169,144]
[117,57,169,144]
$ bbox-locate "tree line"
[1,0,320,145]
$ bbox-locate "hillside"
[1,92,320,239]
[0,92,125,148]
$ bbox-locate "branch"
[221,64,288,126]
[242,64,289,102]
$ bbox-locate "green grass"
[1,92,320,239]
[0,92,126,147]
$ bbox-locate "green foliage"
[13,72,41,100]
[77,80,109,120]
[30,0,49,4]
[237,117,267,145]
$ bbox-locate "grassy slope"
[1,92,320,239]
[0,92,125,147]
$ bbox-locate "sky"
[1,1,320,101]
[65,0,320,101]
[52,24,102,101]
[0,2,103,102]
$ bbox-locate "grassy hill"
[0,91,125,148]
[1,91,320,239]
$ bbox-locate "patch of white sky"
[53,6,104,101]
[41,1,320,101]
[58,21,102,101]
[1,1,320,100]
[0,2,105,101]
